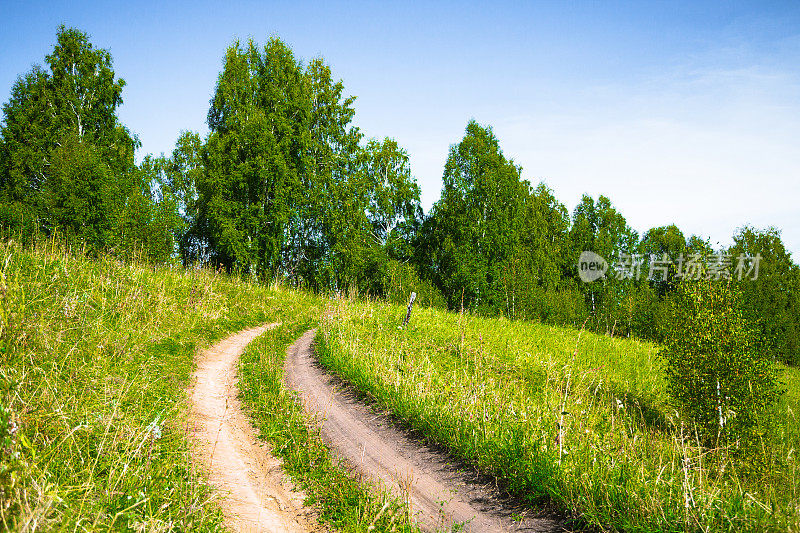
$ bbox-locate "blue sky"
[1,0,799,258]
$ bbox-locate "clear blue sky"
[2,0,799,258]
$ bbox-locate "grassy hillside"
[0,242,410,531]
[3,239,797,531]
[317,297,800,532]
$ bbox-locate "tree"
[638,224,686,295]
[194,37,423,294]
[0,26,141,253]
[43,131,114,249]
[290,56,364,289]
[114,155,184,263]
[0,66,51,207]
[570,195,638,268]
[661,278,781,450]
[197,38,310,278]
[638,224,686,259]
[158,131,204,264]
[686,234,714,257]
[729,226,800,365]
[361,138,421,247]
[417,121,568,317]
[568,195,639,328]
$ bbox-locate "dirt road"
[187,324,322,533]
[284,329,564,533]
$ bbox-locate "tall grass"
[317,297,800,532]
[0,239,294,530]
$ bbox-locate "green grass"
[3,238,797,531]
[317,296,800,532]
[0,240,294,530]
[238,319,418,532]
[0,241,395,531]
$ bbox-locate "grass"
[3,238,797,531]
[0,239,291,530]
[0,240,413,532]
[238,319,417,532]
[317,296,800,532]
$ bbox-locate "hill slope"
[0,243,410,531]
[317,297,800,532]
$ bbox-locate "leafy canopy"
[0,25,167,256]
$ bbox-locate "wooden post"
[402,292,417,327]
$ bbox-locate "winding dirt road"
[187,324,322,533]
[284,329,565,533]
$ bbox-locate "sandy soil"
[187,323,322,533]
[284,329,566,533]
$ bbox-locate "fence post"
[403,292,417,327]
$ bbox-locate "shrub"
[660,278,782,450]
[383,259,446,308]
[0,203,39,247]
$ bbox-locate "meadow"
[0,241,409,531]
[2,239,798,532]
[317,297,800,532]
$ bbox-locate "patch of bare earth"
[284,329,567,533]
[187,323,322,533]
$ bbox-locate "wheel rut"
[284,329,566,533]
[187,323,322,533]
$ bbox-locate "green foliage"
[114,155,183,263]
[686,234,714,257]
[361,138,421,248]
[729,226,800,366]
[661,279,782,449]
[0,26,173,261]
[164,131,204,263]
[0,202,38,247]
[638,224,686,295]
[556,195,648,338]
[194,37,423,293]
[198,38,310,278]
[638,224,686,259]
[417,121,569,316]
[527,285,588,327]
[570,194,638,269]
[383,259,446,308]
[43,132,116,250]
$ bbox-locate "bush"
[0,203,39,247]
[531,285,588,328]
[383,259,446,308]
[660,279,782,450]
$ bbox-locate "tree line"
[2,26,798,365]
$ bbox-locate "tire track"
[188,323,321,533]
[284,329,565,533]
